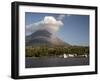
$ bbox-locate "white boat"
[68,54,74,57]
[63,54,68,58]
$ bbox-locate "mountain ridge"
[26,29,71,46]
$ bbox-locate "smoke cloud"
[26,15,64,36]
[57,15,65,21]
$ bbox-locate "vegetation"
[25,45,89,57]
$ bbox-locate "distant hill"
[26,30,70,46]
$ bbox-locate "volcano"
[26,30,70,46]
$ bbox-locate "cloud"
[57,15,65,21]
[26,16,63,36]
[67,14,71,17]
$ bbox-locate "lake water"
[25,57,89,68]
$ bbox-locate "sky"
[25,12,89,46]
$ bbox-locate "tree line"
[25,45,89,57]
